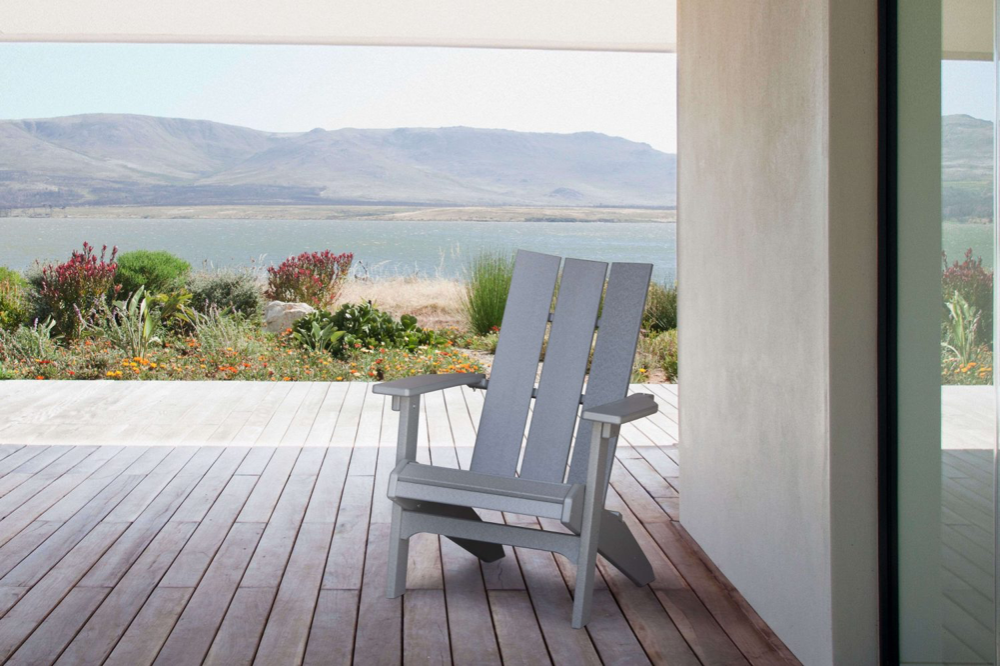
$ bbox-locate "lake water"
[3,218,989,284]
[0,218,678,283]
[943,222,994,269]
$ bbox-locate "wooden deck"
[941,387,996,664]
[0,381,800,665]
[942,448,995,664]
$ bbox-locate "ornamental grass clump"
[463,251,514,336]
[0,318,58,365]
[644,282,677,333]
[265,250,353,308]
[38,242,119,338]
[188,306,264,356]
[0,268,30,332]
[633,329,678,383]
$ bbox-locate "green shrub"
[292,302,443,358]
[463,251,514,336]
[151,289,195,333]
[0,268,30,332]
[633,330,678,382]
[115,250,191,298]
[188,269,264,320]
[291,311,347,353]
[335,302,444,352]
[644,282,677,333]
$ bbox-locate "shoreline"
[2,204,676,224]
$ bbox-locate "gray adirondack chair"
[372,250,658,628]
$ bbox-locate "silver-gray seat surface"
[389,460,585,526]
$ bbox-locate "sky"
[0,44,678,152]
[942,60,994,120]
[0,45,991,152]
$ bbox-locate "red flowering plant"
[943,248,994,348]
[39,242,120,339]
[265,250,353,308]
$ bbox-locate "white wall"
[677,2,879,665]
[0,0,675,52]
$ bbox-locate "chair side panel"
[566,262,652,486]
[519,258,607,482]
[470,250,561,477]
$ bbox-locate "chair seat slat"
[389,461,584,526]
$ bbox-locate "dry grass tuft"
[337,277,465,331]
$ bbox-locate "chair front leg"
[572,422,616,628]
[387,395,420,598]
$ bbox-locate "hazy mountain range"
[1,113,988,217]
[942,114,993,224]
[0,114,676,209]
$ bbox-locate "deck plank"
[354,523,403,665]
[404,589,452,665]
[52,520,198,665]
[217,448,328,663]
[81,449,222,590]
[0,521,129,661]
[489,589,553,665]
[159,474,258,588]
[6,585,110,665]
[105,586,194,666]
[152,521,266,665]
[304,589,359,665]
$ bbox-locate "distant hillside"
[0,114,675,209]
[943,114,993,224]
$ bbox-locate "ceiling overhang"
[0,0,676,52]
[944,0,993,60]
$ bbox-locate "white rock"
[264,301,316,333]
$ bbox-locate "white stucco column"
[677,2,880,664]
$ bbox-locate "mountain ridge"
[0,114,676,209]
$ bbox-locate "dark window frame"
[878,0,898,663]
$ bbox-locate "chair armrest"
[582,394,658,425]
[373,373,486,397]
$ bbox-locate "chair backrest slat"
[518,258,608,482]
[470,250,561,477]
[566,262,652,486]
